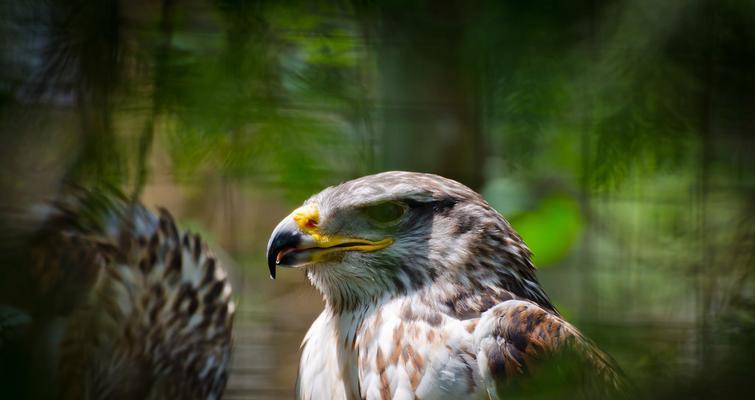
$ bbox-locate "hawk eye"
[363,202,406,224]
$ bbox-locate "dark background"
[0,0,753,398]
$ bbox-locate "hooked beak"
[265,204,393,279]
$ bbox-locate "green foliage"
[510,196,583,267]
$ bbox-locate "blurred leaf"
[510,195,583,267]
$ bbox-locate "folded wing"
[34,189,235,400]
[474,300,627,399]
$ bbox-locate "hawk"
[267,171,626,400]
[1,189,234,399]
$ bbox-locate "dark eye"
[363,202,406,224]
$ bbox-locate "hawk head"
[267,171,553,314]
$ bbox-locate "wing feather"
[34,188,234,399]
[474,300,627,399]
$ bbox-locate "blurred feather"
[0,187,235,400]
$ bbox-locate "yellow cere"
[292,203,333,245]
[293,204,320,233]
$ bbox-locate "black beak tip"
[266,219,301,281]
[267,248,277,280]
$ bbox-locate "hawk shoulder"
[473,300,626,399]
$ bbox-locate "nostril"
[292,204,320,232]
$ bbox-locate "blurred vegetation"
[0,0,753,399]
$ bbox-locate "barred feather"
[33,189,234,400]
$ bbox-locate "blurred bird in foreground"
[0,188,234,399]
[267,171,627,400]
